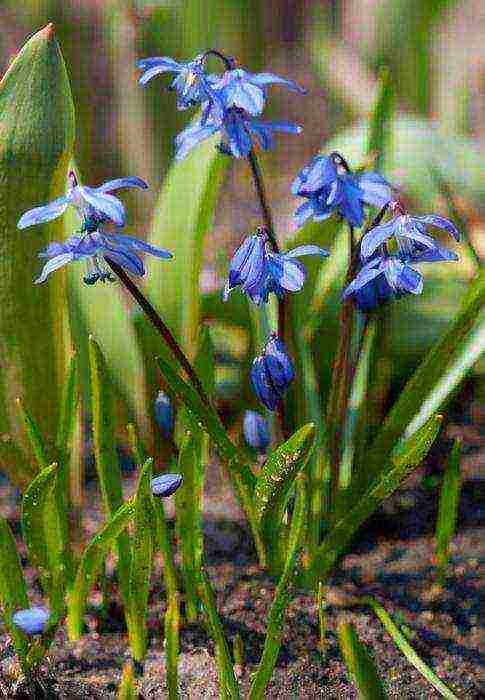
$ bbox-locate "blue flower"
[243,410,270,453]
[18,172,148,230]
[34,230,172,285]
[223,228,328,305]
[12,607,50,636]
[250,336,295,411]
[292,153,392,228]
[175,108,301,161]
[215,68,305,116]
[360,203,460,261]
[154,391,175,439]
[344,245,459,312]
[151,474,183,498]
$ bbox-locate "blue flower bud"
[250,336,295,411]
[12,607,49,636]
[243,410,270,453]
[151,473,183,498]
[154,391,175,438]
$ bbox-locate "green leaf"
[164,595,180,700]
[436,439,462,585]
[338,622,387,700]
[15,397,49,472]
[198,568,240,700]
[365,269,485,484]
[366,67,394,170]
[0,517,29,667]
[315,415,443,578]
[0,25,75,485]
[249,478,307,700]
[67,500,136,640]
[146,135,227,355]
[363,597,458,699]
[254,423,315,533]
[117,662,137,700]
[128,458,155,663]
[56,352,80,454]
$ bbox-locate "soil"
[0,411,483,699]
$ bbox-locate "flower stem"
[105,258,209,406]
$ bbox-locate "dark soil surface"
[0,412,483,699]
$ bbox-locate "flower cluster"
[18,172,172,285]
[138,52,305,160]
[344,201,460,312]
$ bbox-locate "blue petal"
[80,187,126,226]
[224,78,265,115]
[154,391,174,438]
[250,72,306,94]
[102,247,145,276]
[261,120,302,134]
[339,177,365,227]
[97,177,149,193]
[414,214,460,241]
[285,244,329,259]
[35,252,74,284]
[243,410,270,452]
[246,122,274,151]
[137,57,181,71]
[399,219,439,249]
[293,200,317,228]
[18,196,69,229]
[151,474,183,497]
[291,156,336,195]
[385,259,422,295]
[343,258,382,298]
[360,218,400,260]
[175,122,219,160]
[224,115,253,158]
[251,356,278,411]
[106,233,173,259]
[358,172,392,208]
[268,254,306,292]
[12,607,49,635]
[411,245,459,263]
[265,337,295,384]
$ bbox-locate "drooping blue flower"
[292,153,392,228]
[151,473,183,498]
[223,228,328,305]
[18,172,148,230]
[360,203,460,261]
[251,336,295,411]
[34,230,172,285]
[243,410,270,453]
[215,68,305,116]
[12,607,50,636]
[154,391,175,439]
[344,245,459,312]
[175,107,301,161]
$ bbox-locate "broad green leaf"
[363,597,458,699]
[365,269,485,483]
[0,25,74,484]
[315,415,443,578]
[254,423,315,532]
[165,595,180,700]
[175,430,204,623]
[436,439,462,585]
[249,478,307,700]
[88,336,132,606]
[146,136,227,356]
[0,517,29,667]
[117,662,137,700]
[128,458,155,662]
[198,568,240,700]
[67,500,136,640]
[338,622,387,700]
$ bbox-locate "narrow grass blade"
[67,500,136,640]
[436,439,462,585]
[117,661,137,700]
[56,353,80,455]
[0,517,29,668]
[88,335,132,603]
[365,268,485,486]
[366,67,394,170]
[338,621,387,699]
[175,430,203,622]
[249,477,307,700]
[363,597,458,699]
[165,594,180,700]
[194,326,216,397]
[128,458,155,663]
[15,398,49,471]
[0,25,75,486]
[315,415,443,578]
[198,569,240,700]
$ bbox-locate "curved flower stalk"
[292,152,393,228]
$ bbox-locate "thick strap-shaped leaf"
[338,622,387,700]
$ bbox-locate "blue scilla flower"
[223,227,328,305]
[344,245,459,312]
[175,107,301,161]
[292,152,392,228]
[215,68,305,116]
[12,607,49,636]
[243,410,270,453]
[360,201,460,261]
[251,336,295,411]
[34,230,172,285]
[151,473,183,498]
[18,172,148,230]
[154,391,174,439]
